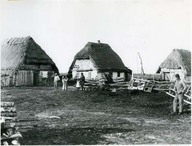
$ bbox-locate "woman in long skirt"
[76,79,80,90]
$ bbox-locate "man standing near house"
[54,73,60,91]
[80,73,85,91]
[172,74,186,115]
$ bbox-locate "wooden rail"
[166,92,191,105]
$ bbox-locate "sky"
[0,0,191,74]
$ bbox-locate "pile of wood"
[84,80,100,91]
[109,81,130,92]
[128,79,146,91]
[84,78,191,97]
[153,81,172,92]
[1,102,17,119]
[128,78,172,92]
[84,79,130,91]
[113,77,125,83]
[1,102,22,145]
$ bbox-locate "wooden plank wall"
[2,70,56,86]
[16,70,33,86]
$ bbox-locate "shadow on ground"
[20,127,134,145]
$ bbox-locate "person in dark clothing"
[80,73,85,91]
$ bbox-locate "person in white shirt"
[62,75,68,91]
[54,73,60,91]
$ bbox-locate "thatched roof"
[157,49,191,75]
[1,36,58,75]
[70,42,131,73]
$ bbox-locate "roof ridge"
[87,41,109,45]
[173,48,190,52]
[2,36,32,46]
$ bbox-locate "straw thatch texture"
[70,42,131,73]
[157,49,191,76]
[1,36,58,75]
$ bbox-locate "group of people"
[53,73,68,91]
[53,73,85,91]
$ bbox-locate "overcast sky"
[0,0,191,74]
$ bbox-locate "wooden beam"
[166,92,191,105]
[184,94,191,99]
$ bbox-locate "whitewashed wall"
[72,59,128,81]
[72,59,97,80]
[72,70,98,80]
[73,59,96,71]
[95,72,106,80]
[160,68,187,81]
[112,72,125,79]
[112,72,118,79]
[120,72,125,78]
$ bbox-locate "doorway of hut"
[33,71,39,86]
[125,72,128,81]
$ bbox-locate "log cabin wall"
[15,70,34,86]
[14,70,55,86]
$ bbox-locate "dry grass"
[1,87,191,145]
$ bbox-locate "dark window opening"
[117,72,120,77]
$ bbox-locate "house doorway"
[33,71,39,86]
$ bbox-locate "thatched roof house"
[1,36,59,86]
[69,41,132,81]
[156,49,191,81]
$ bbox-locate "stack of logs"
[1,102,22,145]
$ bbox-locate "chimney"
[98,40,100,44]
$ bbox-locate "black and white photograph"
[0,0,191,145]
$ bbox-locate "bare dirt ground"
[1,87,191,145]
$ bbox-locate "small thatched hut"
[1,36,59,86]
[68,41,132,81]
[156,49,191,81]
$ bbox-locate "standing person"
[80,73,85,91]
[62,75,68,91]
[172,74,186,115]
[54,73,60,91]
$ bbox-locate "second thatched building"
[68,41,132,82]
